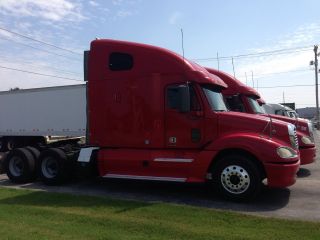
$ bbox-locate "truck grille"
[293,128,299,149]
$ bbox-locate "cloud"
[0,0,85,22]
[237,51,313,79]
[223,23,320,106]
[169,11,182,25]
[89,1,99,7]
[112,0,124,5]
[112,0,140,5]
[0,56,82,90]
[116,10,133,18]
[234,23,320,80]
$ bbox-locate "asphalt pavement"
[1,131,320,222]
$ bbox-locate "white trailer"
[0,84,87,151]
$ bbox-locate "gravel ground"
[0,131,320,222]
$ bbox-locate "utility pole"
[314,45,320,129]
[217,52,220,71]
[245,72,248,85]
[232,57,236,78]
[251,71,254,88]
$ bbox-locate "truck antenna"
[181,28,185,62]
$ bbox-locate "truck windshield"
[247,96,266,114]
[202,85,227,112]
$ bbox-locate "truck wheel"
[212,155,262,201]
[39,148,71,185]
[25,146,41,172]
[25,147,40,160]
[4,148,37,183]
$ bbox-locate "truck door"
[165,84,205,148]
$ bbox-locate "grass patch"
[0,187,319,240]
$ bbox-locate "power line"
[238,69,311,79]
[193,45,312,62]
[0,64,314,88]
[295,103,317,106]
[258,84,316,89]
[0,35,81,62]
[0,65,83,82]
[0,56,81,76]
[0,26,82,55]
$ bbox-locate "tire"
[4,148,37,183]
[39,148,72,185]
[0,152,7,174]
[25,146,41,173]
[25,146,40,160]
[212,154,262,201]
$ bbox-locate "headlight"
[277,147,297,158]
[301,136,313,145]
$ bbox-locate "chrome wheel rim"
[9,156,24,177]
[42,157,58,179]
[221,165,250,194]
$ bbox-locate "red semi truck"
[205,68,316,165]
[2,39,300,200]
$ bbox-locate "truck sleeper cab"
[205,67,316,166]
[4,39,300,201]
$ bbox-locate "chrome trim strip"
[153,158,194,163]
[103,174,187,182]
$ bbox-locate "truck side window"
[225,96,245,112]
[166,85,200,111]
[167,86,179,109]
[109,52,133,71]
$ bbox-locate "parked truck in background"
[263,103,299,119]
[205,67,316,165]
[1,39,300,201]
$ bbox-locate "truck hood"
[217,111,292,145]
[264,113,310,135]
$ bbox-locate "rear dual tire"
[4,147,72,185]
[4,148,37,183]
[39,148,72,185]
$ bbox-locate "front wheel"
[212,155,262,201]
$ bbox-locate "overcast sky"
[0,0,319,108]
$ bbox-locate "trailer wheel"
[4,148,36,183]
[212,154,262,201]
[39,148,71,185]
